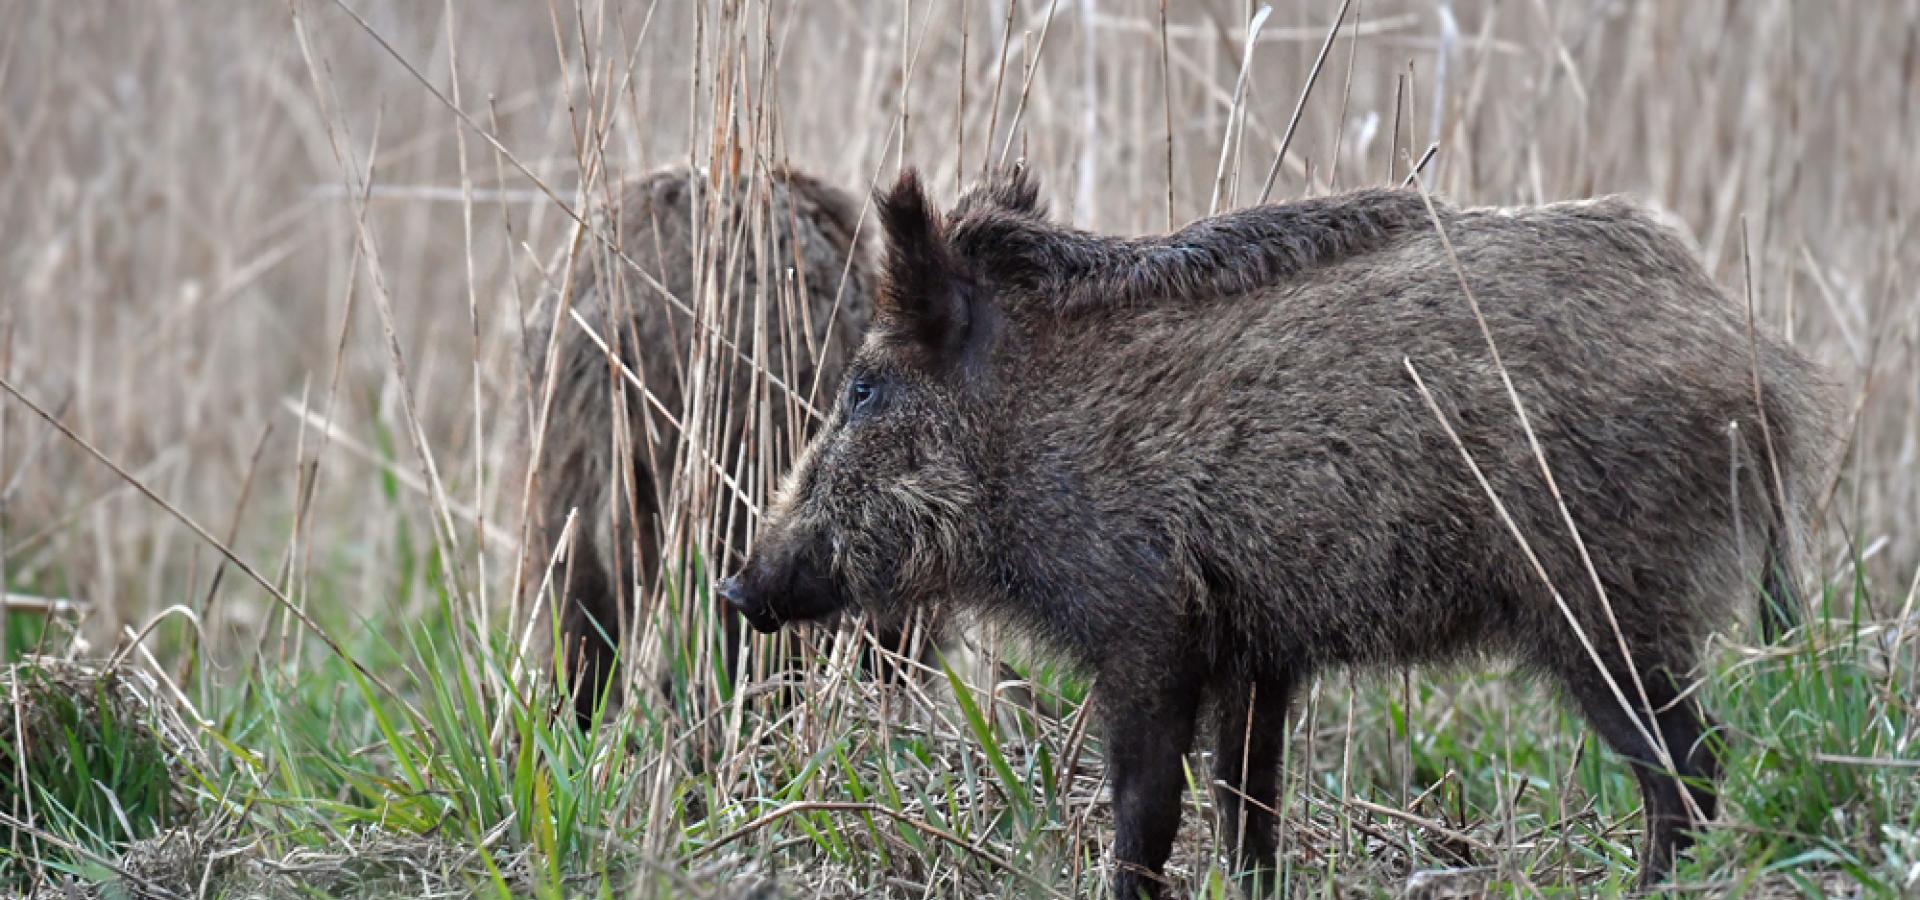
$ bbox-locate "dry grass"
[2,1,1917,897]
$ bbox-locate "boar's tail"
[1758,511,1802,643]
[1752,351,1830,645]
[1755,411,1817,643]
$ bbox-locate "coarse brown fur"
[527,165,874,727]
[723,167,1837,896]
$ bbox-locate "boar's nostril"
[717,576,748,611]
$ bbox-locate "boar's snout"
[719,525,846,634]
[715,575,778,633]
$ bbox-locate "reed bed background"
[1,1,1916,897]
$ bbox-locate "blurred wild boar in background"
[527,165,875,727]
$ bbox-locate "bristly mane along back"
[886,167,1437,316]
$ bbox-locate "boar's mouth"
[719,549,849,634]
[727,585,784,634]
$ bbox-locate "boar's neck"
[969,311,1225,663]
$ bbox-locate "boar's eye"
[844,377,878,420]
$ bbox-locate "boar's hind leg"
[559,536,623,729]
[560,469,659,731]
[1108,657,1207,900]
[1555,647,1721,888]
[1209,672,1301,896]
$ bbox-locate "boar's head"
[719,169,1011,634]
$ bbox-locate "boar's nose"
[717,574,781,633]
[717,576,748,612]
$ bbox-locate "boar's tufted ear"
[953,162,1046,219]
[876,169,975,361]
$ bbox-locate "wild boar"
[527,165,874,727]
[719,167,1832,895]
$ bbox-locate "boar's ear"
[876,169,978,364]
[953,162,1045,219]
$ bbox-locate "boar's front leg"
[1106,654,1206,900]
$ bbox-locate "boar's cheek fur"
[764,389,988,627]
